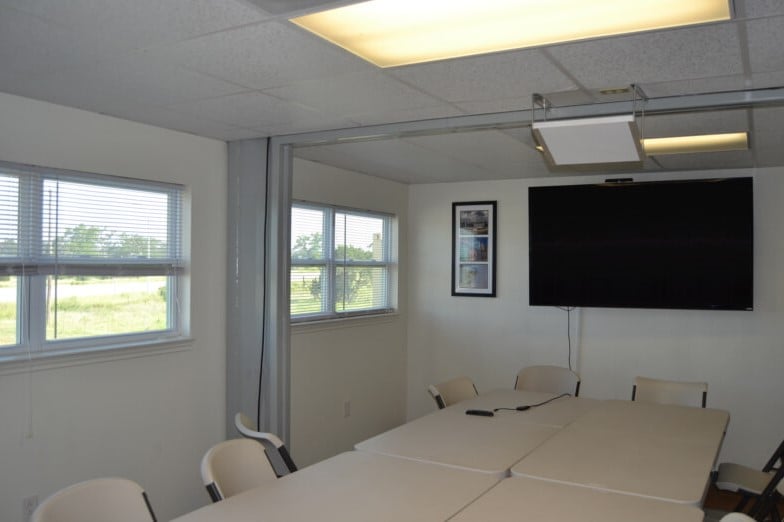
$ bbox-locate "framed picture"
[452,201,497,297]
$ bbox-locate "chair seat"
[715,462,773,494]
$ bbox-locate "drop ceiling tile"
[547,24,743,88]
[501,127,539,148]
[295,145,368,174]
[13,52,249,115]
[167,92,350,134]
[455,97,533,116]
[750,70,784,88]
[105,105,264,141]
[747,16,784,73]
[408,130,547,179]
[389,49,576,104]
[300,139,492,184]
[263,71,447,121]
[404,130,539,179]
[652,150,754,170]
[0,6,107,75]
[3,0,269,52]
[742,0,784,18]
[641,75,748,98]
[642,110,749,138]
[294,144,419,183]
[294,142,415,183]
[159,20,369,91]
[245,0,354,15]
[752,106,784,167]
[349,105,465,126]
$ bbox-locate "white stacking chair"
[428,375,478,409]
[32,477,156,522]
[632,376,708,408]
[514,365,581,396]
[719,513,757,522]
[201,438,279,502]
[235,412,297,477]
[715,438,784,519]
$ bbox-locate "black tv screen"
[528,177,753,311]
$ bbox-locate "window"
[0,160,186,361]
[291,202,394,321]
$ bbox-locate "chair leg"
[735,494,751,513]
[748,494,779,521]
[771,502,782,522]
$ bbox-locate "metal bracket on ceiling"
[631,83,648,141]
[531,93,551,126]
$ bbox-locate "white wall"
[0,92,227,521]
[407,168,784,468]
[290,158,408,467]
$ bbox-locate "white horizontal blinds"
[0,173,19,346]
[291,204,328,316]
[334,211,389,313]
[0,162,184,277]
[40,176,182,276]
[291,202,393,319]
[0,173,19,274]
[291,205,326,262]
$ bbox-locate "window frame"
[290,200,395,322]
[0,160,188,364]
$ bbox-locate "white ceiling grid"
[0,0,782,182]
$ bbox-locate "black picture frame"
[451,201,497,297]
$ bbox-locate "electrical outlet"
[22,495,38,522]
[343,400,351,418]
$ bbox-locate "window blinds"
[0,162,184,277]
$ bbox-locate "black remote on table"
[465,409,494,417]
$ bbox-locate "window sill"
[0,337,193,376]
[291,311,400,334]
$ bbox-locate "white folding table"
[356,391,598,476]
[449,476,705,522]
[171,451,500,522]
[512,400,730,505]
[458,389,602,427]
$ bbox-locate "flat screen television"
[528,177,753,311]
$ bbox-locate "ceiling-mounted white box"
[532,114,644,166]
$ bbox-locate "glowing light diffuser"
[291,0,732,67]
[643,132,748,155]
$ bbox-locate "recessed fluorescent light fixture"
[291,0,732,67]
[643,132,748,155]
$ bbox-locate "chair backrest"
[234,412,297,476]
[632,376,708,408]
[514,365,581,396]
[32,477,156,522]
[428,376,478,409]
[201,438,278,502]
[748,463,784,520]
[763,437,784,473]
[720,513,756,522]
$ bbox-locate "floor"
[703,485,783,519]
[704,485,748,512]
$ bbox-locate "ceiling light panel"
[291,0,732,67]
[532,115,644,165]
[643,132,749,155]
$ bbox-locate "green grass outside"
[0,301,15,345]
[46,291,166,340]
[291,268,323,315]
[290,267,383,316]
[0,276,167,346]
